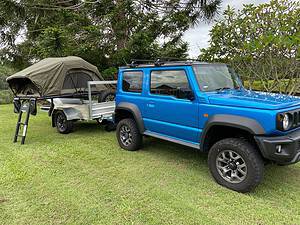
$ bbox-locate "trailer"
[49,80,117,134]
[6,56,117,144]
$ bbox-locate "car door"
[116,69,145,115]
[143,67,200,143]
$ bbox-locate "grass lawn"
[0,104,299,225]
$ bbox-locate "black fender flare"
[115,102,145,133]
[200,114,265,151]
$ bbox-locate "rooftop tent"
[6,56,106,98]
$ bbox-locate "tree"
[0,0,221,73]
[199,0,300,95]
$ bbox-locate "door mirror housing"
[186,90,195,101]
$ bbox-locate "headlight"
[277,113,293,131]
[282,114,290,130]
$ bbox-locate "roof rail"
[128,58,199,68]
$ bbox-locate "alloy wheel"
[57,114,66,131]
[120,125,132,146]
[216,150,247,184]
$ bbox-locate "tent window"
[63,72,93,90]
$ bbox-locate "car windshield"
[193,64,242,92]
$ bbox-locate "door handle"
[147,101,155,108]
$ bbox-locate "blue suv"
[114,60,300,192]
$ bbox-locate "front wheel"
[54,111,74,134]
[116,118,142,151]
[208,138,264,193]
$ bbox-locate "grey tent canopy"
[6,56,106,98]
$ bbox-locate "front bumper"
[255,129,300,165]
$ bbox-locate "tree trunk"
[113,0,129,50]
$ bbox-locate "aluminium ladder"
[13,99,34,145]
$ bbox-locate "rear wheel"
[116,118,142,151]
[54,111,74,134]
[208,138,264,193]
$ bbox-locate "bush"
[0,64,16,104]
[0,90,13,104]
[101,67,118,80]
[0,64,16,90]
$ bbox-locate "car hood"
[207,90,300,110]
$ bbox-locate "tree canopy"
[199,0,299,94]
[0,0,221,74]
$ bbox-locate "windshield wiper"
[214,87,232,92]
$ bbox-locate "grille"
[293,111,300,126]
[289,110,300,129]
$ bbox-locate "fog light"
[276,145,282,153]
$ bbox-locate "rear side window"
[122,71,143,93]
[150,70,191,99]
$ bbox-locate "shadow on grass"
[143,136,207,163]
[33,120,300,195]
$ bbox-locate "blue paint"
[116,63,300,145]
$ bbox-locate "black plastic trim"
[255,128,300,165]
[115,102,145,133]
[200,114,265,150]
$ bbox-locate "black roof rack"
[126,58,202,68]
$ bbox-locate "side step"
[143,131,200,149]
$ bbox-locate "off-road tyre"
[116,118,142,151]
[54,111,74,134]
[98,89,115,102]
[208,138,264,193]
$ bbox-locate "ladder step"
[13,99,34,144]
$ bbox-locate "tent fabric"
[6,56,106,97]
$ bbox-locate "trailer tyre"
[98,89,115,102]
[116,118,142,151]
[105,121,116,132]
[54,111,74,134]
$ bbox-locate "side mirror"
[186,90,195,101]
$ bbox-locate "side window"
[122,71,143,93]
[150,70,193,99]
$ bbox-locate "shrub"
[0,64,16,90]
[101,67,118,80]
[0,90,13,104]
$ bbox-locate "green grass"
[0,104,299,225]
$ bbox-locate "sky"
[183,0,271,58]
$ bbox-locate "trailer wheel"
[96,118,109,125]
[105,121,116,132]
[98,89,115,102]
[54,111,74,134]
